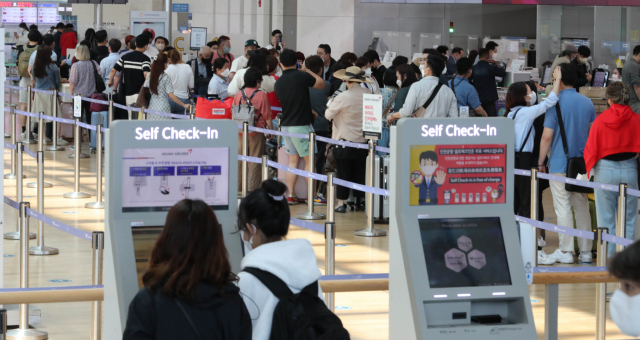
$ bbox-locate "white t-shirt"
[165,63,195,99]
[230,55,248,73]
[144,46,159,59]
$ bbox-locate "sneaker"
[579,251,593,263]
[20,132,26,139]
[538,250,556,265]
[548,249,575,264]
[287,195,299,205]
[56,138,69,146]
[313,196,327,205]
[538,237,547,247]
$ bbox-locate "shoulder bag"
[555,103,593,194]
[91,61,106,93]
[412,83,443,118]
[175,300,204,340]
[382,90,399,120]
[510,109,534,169]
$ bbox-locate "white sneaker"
[538,250,556,265]
[20,132,26,139]
[579,251,593,263]
[538,237,547,247]
[548,249,575,264]
[56,138,69,146]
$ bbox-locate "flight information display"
[361,0,640,4]
[2,7,37,23]
[121,147,230,212]
[38,4,59,24]
[419,217,512,288]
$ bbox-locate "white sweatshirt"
[237,238,325,340]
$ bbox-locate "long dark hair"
[238,180,290,243]
[32,46,53,79]
[84,28,96,47]
[505,82,528,112]
[143,199,237,299]
[149,53,168,96]
[397,64,417,88]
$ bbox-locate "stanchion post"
[4,106,19,179]
[189,104,195,120]
[4,143,34,240]
[296,132,325,220]
[29,151,58,255]
[355,140,386,237]
[6,202,48,339]
[22,85,36,144]
[108,98,114,127]
[140,107,147,120]
[530,168,539,267]
[595,228,608,340]
[261,155,269,181]
[86,125,105,209]
[324,173,336,310]
[45,90,65,151]
[64,121,91,199]
[241,122,249,198]
[91,231,104,340]
[616,183,627,253]
[27,114,53,189]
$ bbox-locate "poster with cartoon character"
[410,144,507,206]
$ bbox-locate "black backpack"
[243,267,350,340]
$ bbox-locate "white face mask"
[421,165,437,177]
[364,68,372,77]
[579,57,588,64]
[240,224,257,254]
[396,79,403,88]
[155,44,165,51]
[611,74,621,81]
[610,289,640,337]
[419,64,425,76]
[528,92,537,106]
[221,68,230,77]
[443,66,447,75]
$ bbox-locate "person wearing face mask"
[390,64,418,121]
[607,240,640,338]
[227,50,275,98]
[236,180,325,340]
[317,44,336,81]
[584,82,640,257]
[229,39,259,82]
[208,58,231,99]
[14,22,29,56]
[474,41,499,65]
[154,36,168,53]
[165,49,194,114]
[472,48,506,117]
[446,47,463,76]
[420,49,450,85]
[413,151,446,205]
[212,35,234,65]
[363,50,387,88]
[571,45,592,89]
[610,67,623,83]
[142,29,159,59]
[355,56,380,94]
[448,57,488,117]
[187,46,214,96]
[143,53,190,120]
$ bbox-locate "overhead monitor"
[130,11,168,40]
[103,120,242,339]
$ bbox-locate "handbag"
[555,103,593,194]
[232,89,257,127]
[90,61,106,93]
[412,83,443,118]
[90,93,109,112]
[511,109,534,169]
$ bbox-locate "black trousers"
[315,130,331,175]
[334,146,368,200]
[481,100,497,117]
[81,100,92,125]
[514,152,544,220]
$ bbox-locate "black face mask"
[202,57,212,64]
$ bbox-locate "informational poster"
[189,27,207,51]
[121,147,229,212]
[409,144,507,206]
[362,94,382,139]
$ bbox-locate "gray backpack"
[232,89,257,126]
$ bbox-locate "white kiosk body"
[389,118,536,339]
[103,120,243,338]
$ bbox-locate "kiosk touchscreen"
[389,118,536,339]
[103,120,242,338]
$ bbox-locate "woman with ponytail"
[236,180,324,340]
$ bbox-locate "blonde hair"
[76,44,91,61]
[607,81,630,105]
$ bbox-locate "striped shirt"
[112,51,151,96]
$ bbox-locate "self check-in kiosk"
[388,118,536,339]
[102,120,242,338]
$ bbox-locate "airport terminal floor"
[0,133,631,339]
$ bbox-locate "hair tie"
[269,193,284,201]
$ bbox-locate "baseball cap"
[245,39,259,48]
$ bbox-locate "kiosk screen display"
[122,147,229,212]
[409,144,506,206]
[132,226,162,288]
[419,217,512,288]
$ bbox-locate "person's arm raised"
[307,69,325,90]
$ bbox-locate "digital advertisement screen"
[409,144,507,206]
[420,217,512,288]
[122,147,229,212]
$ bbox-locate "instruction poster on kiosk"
[409,144,506,206]
[362,94,382,139]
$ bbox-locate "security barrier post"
[355,140,386,236]
[91,231,104,340]
[45,90,65,151]
[27,113,53,189]
[616,183,627,253]
[6,202,48,340]
[140,107,147,120]
[29,151,58,255]
[63,121,91,199]
[108,98,114,127]
[296,132,325,220]
[4,106,20,179]
[595,228,608,340]
[86,125,105,209]
[261,155,269,181]
[241,122,249,198]
[68,118,89,159]
[4,143,35,240]
[189,105,195,120]
[22,86,36,144]
[324,172,337,310]
[530,168,539,267]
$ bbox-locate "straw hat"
[333,66,373,83]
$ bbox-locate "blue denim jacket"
[33,64,60,90]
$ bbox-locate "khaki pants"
[238,133,266,193]
[549,173,593,253]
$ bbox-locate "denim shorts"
[282,125,317,158]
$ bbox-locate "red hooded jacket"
[60,31,77,59]
[584,103,640,175]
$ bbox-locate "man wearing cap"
[229,39,259,82]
